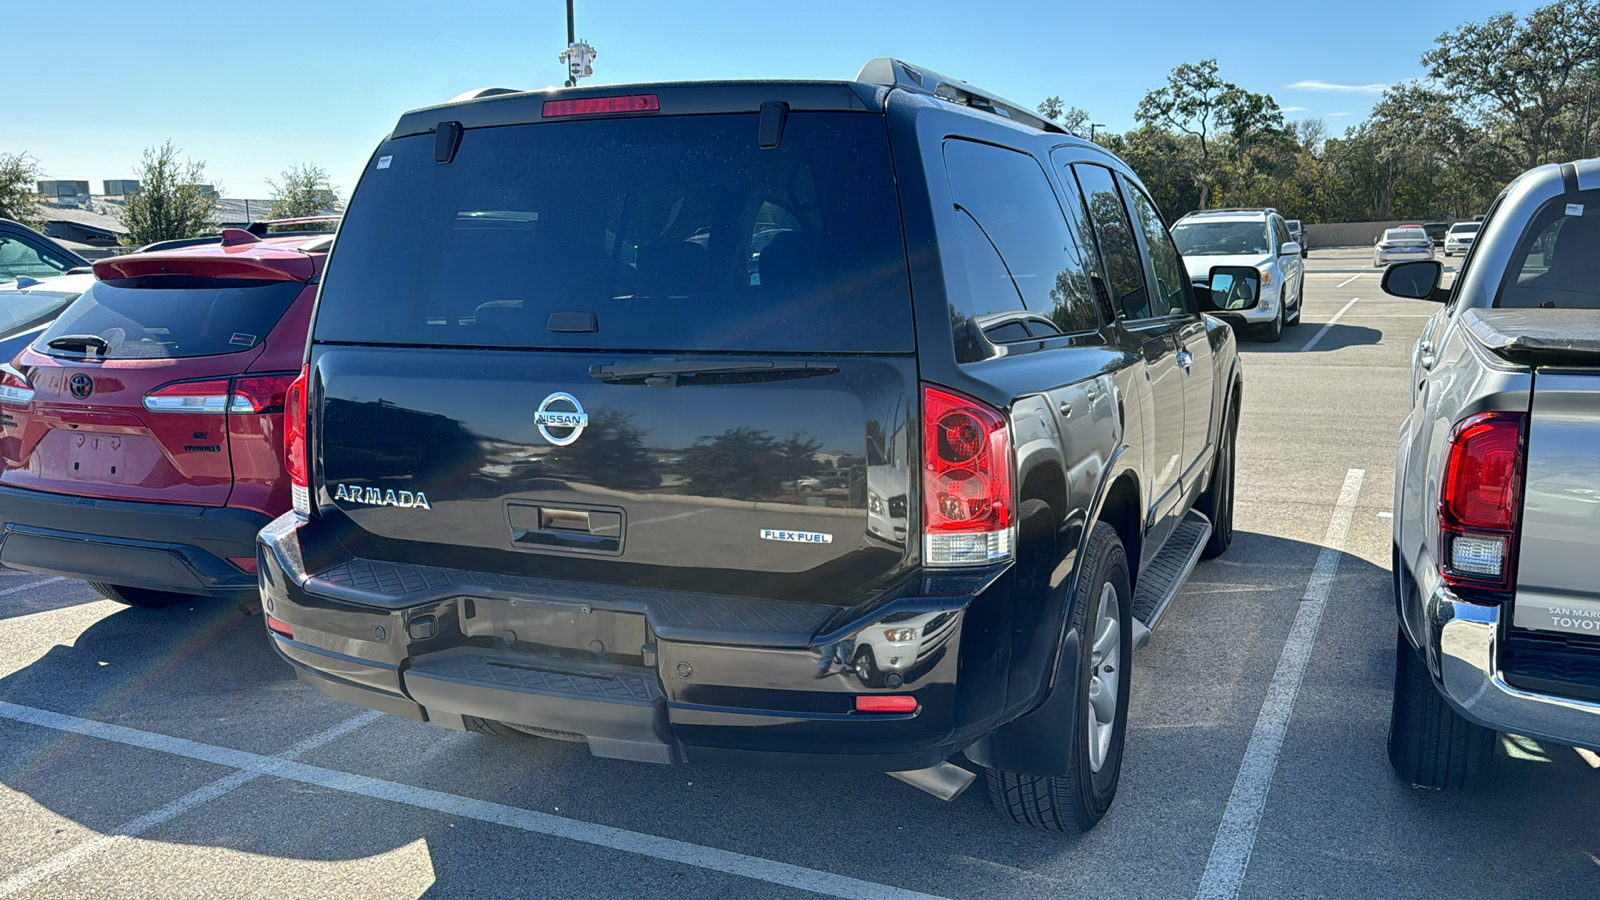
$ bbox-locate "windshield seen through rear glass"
[1169,221,1271,256]
[314,112,914,353]
[36,277,302,360]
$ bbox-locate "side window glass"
[942,140,1102,337]
[1073,164,1151,321]
[0,235,74,285]
[1121,178,1191,317]
[1272,218,1290,250]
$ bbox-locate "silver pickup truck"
[1382,159,1600,788]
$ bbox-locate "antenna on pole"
[559,0,597,88]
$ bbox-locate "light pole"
[1089,123,1106,142]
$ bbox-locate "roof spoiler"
[855,58,1067,136]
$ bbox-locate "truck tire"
[1198,404,1236,559]
[1387,627,1495,788]
[985,521,1131,831]
[87,582,194,609]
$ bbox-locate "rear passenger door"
[1070,162,1187,549]
[1121,176,1216,497]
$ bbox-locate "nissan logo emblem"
[533,392,588,446]
[68,374,93,400]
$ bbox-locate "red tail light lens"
[542,94,660,118]
[285,363,310,516]
[1439,412,1525,592]
[232,374,296,414]
[0,371,34,406]
[923,385,1013,566]
[855,695,918,714]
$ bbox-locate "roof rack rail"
[1184,207,1279,216]
[856,58,1068,136]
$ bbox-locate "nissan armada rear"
[260,60,1248,831]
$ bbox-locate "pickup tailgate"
[1512,370,1600,635]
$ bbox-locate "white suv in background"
[1170,208,1305,342]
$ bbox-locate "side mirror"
[1381,260,1446,301]
[1203,266,1262,312]
[1280,241,1302,257]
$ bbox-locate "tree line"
[1041,0,1600,225]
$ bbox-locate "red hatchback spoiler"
[93,238,318,283]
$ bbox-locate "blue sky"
[7,0,1541,199]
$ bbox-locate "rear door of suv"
[306,97,921,607]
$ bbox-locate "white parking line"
[1335,274,1363,288]
[1193,468,1365,900]
[0,577,65,598]
[1299,299,1360,352]
[0,701,950,900]
[0,709,383,897]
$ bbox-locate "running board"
[1130,510,1212,652]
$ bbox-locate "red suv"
[0,229,329,607]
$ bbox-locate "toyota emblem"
[68,374,93,400]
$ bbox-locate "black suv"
[260,60,1250,831]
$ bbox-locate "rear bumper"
[1426,585,1600,751]
[0,484,266,598]
[258,513,1014,772]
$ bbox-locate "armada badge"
[534,392,588,446]
[334,484,431,509]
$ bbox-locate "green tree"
[1037,97,1092,136]
[119,142,217,247]
[1135,60,1233,209]
[0,153,44,229]
[267,163,341,224]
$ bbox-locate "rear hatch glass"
[36,276,302,359]
[314,112,914,352]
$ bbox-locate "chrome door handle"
[1176,349,1193,370]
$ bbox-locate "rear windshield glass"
[1169,221,1270,256]
[1452,222,1481,234]
[314,112,914,353]
[36,277,301,359]
[1499,193,1600,309]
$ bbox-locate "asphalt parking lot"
[2,246,1597,899]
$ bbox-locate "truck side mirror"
[1382,260,1446,301]
[1202,266,1262,312]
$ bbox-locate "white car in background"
[1171,208,1305,342]
[1375,228,1435,267]
[1444,221,1481,256]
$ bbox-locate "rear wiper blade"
[47,334,109,355]
[589,357,838,385]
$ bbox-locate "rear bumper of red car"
[0,484,269,598]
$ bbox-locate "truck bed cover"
[1462,308,1600,366]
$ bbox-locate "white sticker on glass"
[1567,202,1584,216]
[377,156,392,170]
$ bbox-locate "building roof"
[36,203,127,236]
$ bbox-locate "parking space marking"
[0,701,950,900]
[0,709,382,897]
[1299,298,1360,352]
[0,577,65,598]
[1335,274,1363,289]
[1193,468,1365,900]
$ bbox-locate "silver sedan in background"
[1375,227,1435,267]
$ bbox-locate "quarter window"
[942,140,1102,338]
[1073,164,1151,321]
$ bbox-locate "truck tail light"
[143,374,297,414]
[1438,412,1526,594]
[0,371,34,406]
[922,384,1013,566]
[285,363,311,516]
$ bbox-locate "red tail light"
[855,695,918,714]
[0,371,34,406]
[1438,412,1526,593]
[922,384,1013,566]
[285,363,310,516]
[143,374,297,414]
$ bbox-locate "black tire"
[1198,404,1236,559]
[1253,299,1284,343]
[87,582,194,609]
[986,521,1132,831]
[1387,628,1495,788]
[1286,274,1303,327]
